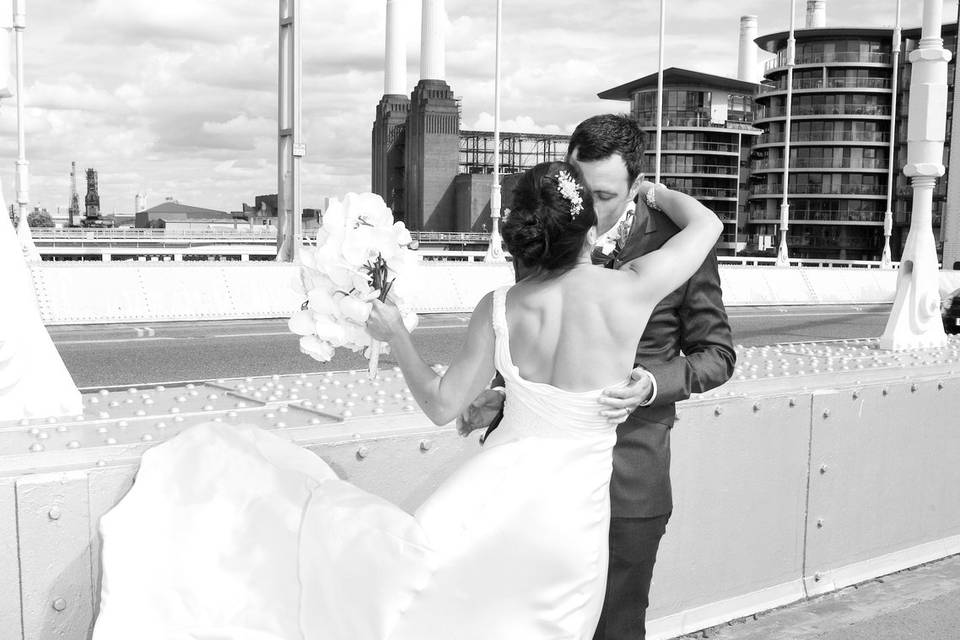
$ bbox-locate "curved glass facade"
[749,34,895,259]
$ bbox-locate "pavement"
[679,554,960,640]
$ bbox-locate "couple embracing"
[92,114,735,640]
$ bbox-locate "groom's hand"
[457,388,506,437]
[599,367,655,425]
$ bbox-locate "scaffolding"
[459,130,569,175]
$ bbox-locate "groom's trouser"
[592,513,670,640]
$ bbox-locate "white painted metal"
[881,0,902,269]
[654,0,665,183]
[485,0,505,263]
[276,0,303,263]
[0,0,11,99]
[776,0,797,267]
[880,0,950,350]
[3,369,960,640]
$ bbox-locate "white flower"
[314,315,348,346]
[299,335,335,362]
[307,287,340,318]
[402,311,419,332]
[338,295,372,324]
[288,309,317,336]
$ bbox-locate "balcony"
[677,187,739,199]
[755,104,891,120]
[658,163,740,177]
[765,51,892,73]
[636,110,757,130]
[756,131,890,145]
[747,209,885,224]
[750,183,887,196]
[648,141,740,153]
[758,77,892,94]
[750,158,888,171]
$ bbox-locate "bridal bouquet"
[288,193,420,378]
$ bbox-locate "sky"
[0,0,953,217]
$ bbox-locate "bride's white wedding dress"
[93,287,625,640]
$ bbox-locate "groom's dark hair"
[567,114,647,184]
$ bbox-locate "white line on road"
[55,337,176,345]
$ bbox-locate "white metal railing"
[718,256,898,269]
[30,228,492,245]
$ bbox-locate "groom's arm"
[641,252,736,406]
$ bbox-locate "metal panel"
[0,479,23,640]
[305,427,482,513]
[17,471,93,640]
[804,377,960,594]
[649,394,812,623]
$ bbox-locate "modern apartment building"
[599,68,761,255]
[750,20,958,260]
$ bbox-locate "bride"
[92,161,721,640]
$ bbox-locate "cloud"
[0,0,956,216]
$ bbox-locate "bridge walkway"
[683,554,960,640]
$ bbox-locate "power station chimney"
[806,0,826,28]
[420,0,445,81]
[738,16,759,82]
[384,0,406,95]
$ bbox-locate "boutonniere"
[595,204,636,256]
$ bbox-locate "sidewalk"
[680,554,960,640]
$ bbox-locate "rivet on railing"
[822,408,830,419]
[52,598,67,612]
[819,464,828,475]
[356,446,369,459]
[714,406,722,417]
[752,402,761,413]
[420,439,433,452]
[910,383,918,393]
[48,507,61,521]
[816,518,824,529]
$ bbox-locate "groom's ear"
[586,226,598,245]
[628,174,644,201]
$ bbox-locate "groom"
[462,113,736,639]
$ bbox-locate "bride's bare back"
[504,266,651,392]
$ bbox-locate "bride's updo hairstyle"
[502,161,597,272]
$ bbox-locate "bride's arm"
[366,293,496,426]
[621,183,723,304]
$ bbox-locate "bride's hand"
[366,299,406,342]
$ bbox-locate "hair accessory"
[556,170,584,219]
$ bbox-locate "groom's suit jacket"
[601,201,736,519]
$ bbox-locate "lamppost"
[485,0,506,262]
[880,0,902,269]
[276,0,303,263]
[879,0,949,350]
[775,0,797,267]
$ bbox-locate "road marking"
[55,337,176,345]
[212,331,290,338]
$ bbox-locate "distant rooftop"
[140,200,232,220]
[756,22,959,53]
[598,67,759,102]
